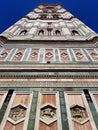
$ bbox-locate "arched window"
[55,30,61,36]
[19,30,27,35]
[38,30,44,36]
[72,30,80,36]
[53,15,59,19]
[41,15,47,19]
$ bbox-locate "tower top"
[0,3,98,46]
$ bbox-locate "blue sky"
[0,0,98,33]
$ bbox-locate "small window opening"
[72,30,80,36]
[47,61,51,64]
[83,89,92,103]
[53,15,59,19]
[38,30,44,36]
[55,30,61,36]
[19,30,27,35]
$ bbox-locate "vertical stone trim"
[39,48,45,63]
[89,92,98,129]
[27,91,38,130]
[59,91,69,130]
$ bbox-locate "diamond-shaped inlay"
[40,103,57,125]
[61,52,68,57]
[76,52,83,57]
[15,52,23,57]
[0,52,8,58]
[90,52,98,57]
[70,105,89,124]
[45,52,53,58]
[8,104,27,124]
[31,52,38,57]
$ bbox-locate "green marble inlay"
[39,48,44,62]
[22,48,31,61]
[59,91,69,130]
[6,48,17,61]
[54,48,60,62]
[69,48,75,62]
[27,91,38,130]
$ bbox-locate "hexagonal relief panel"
[40,103,57,125]
[70,104,89,124]
[8,104,27,124]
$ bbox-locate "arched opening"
[38,30,44,36]
[41,15,47,19]
[53,15,59,19]
[72,30,80,36]
[55,30,61,36]
[19,30,27,35]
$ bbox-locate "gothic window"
[41,15,47,19]
[55,30,61,36]
[53,14,59,19]
[38,30,44,36]
[19,30,27,35]
[72,30,80,36]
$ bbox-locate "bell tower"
[0,4,98,130]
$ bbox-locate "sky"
[0,0,98,33]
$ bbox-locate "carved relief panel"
[64,92,97,130]
[34,92,62,130]
[0,92,33,130]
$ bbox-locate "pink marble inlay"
[28,49,39,61]
[0,49,12,61]
[11,49,25,61]
[60,49,71,62]
[86,49,98,61]
[45,49,53,62]
[73,49,87,62]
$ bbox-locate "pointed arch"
[71,30,80,36]
[19,30,27,35]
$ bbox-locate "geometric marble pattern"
[0,48,98,62]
